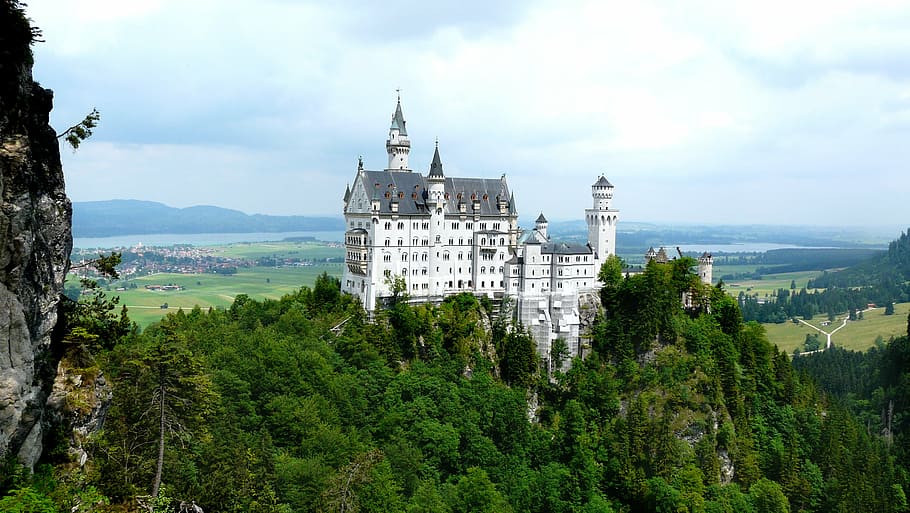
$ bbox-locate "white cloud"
[26,0,910,228]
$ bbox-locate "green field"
[213,240,343,260]
[79,241,346,327]
[720,268,824,298]
[763,302,910,354]
[112,264,343,327]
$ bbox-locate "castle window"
[384,222,391,229]
[443,252,450,261]
[466,223,473,229]
[402,268,407,275]
[398,239,403,246]
[435,235,441,243]
[384,239,390,247]
[500,238,504,245]
[459,238,463,245]
[383,269,391,277]
[493,223,500,230]
[449,238,454,245]
[458,252,463,260]
[402,254,408,261]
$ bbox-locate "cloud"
[27,0,910,230]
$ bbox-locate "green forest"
[3,254,910,513]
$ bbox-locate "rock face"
[1,3,73,467]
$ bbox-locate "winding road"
[796,307,876,354]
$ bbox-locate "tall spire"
[386,93,411,171]
[390,94,407,136]
[428,139,444,179]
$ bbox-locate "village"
[70,242,339,284]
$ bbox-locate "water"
[74,231,345,249]
[675,243,834,254]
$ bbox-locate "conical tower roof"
[390,98,407,136]
[428,142,444,179]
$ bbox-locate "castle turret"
[585,174,619,274]
[535,213,549,241]
[428,142,446,295]
[386,95,411,171]
[698,252,713,285]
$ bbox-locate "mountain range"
[72,200,344,237]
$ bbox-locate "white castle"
[341,97,693,362]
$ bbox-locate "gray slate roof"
[541,242,592,255]
[390,100,407,136]
[593,175,612,187]
[357,169,514,217]
[536,213,548,223]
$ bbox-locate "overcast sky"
[28,0,910,229]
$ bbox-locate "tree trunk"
[152,384,166,498]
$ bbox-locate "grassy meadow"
[718,268,825,298]
[91,241,345,327]
[762,302,910,354]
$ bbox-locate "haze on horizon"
[29,0,910,230]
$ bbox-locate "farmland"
[77,240,344,327]
[761,302,910,354]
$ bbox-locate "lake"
[74,231,345,249]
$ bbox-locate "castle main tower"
[585,175,619,275]
[386,95,411,171]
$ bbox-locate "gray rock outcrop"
[1,2,73,468]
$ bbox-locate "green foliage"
[56,108,100,151]
[0,487,57,513]
[497,327,538,388]
[53,258,910,512]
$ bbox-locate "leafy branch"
[56,108,100,151]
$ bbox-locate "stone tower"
[585,175,618,274]
[427,142,446,295]
[698,252,713,285]
[386,95,410,171]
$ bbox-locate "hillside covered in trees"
[3,257,909,512]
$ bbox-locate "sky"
[27,0,910,229]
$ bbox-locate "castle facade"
[341,98,620,361]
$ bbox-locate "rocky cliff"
[0,1,74,467]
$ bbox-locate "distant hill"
[809,229,910,292]
[73,200,344,237]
